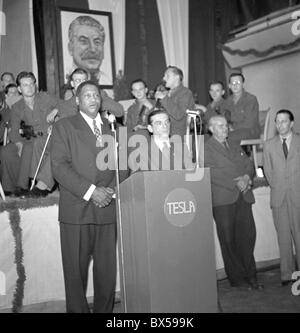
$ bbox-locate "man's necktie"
[93,119,102,146]
[282,138,288,159]
[162,141,170,154]
[138,105,147,125]
[223,140,230,152]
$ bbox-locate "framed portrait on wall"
[57,7,116,90]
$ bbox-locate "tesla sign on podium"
[117,169,218,313]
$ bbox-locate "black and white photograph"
[0,0,300,317]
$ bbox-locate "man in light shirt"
[51,81,117,313]
[263,109,300,287]
[128,108,193,172]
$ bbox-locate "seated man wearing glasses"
[129,108,193,172]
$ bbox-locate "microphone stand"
[186,110,202,168]
[110,120,128,313]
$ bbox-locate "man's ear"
[75,96,79,106]
[147,124,153,133]
[68,42,73,56]
[70,80,75,89]
[17,86,22,94]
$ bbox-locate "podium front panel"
[119,169,217,313]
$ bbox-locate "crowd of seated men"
[0,68,261,199]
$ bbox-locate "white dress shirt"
[80,112,103,201]
[154,137,171,152]
[279,132,293,151]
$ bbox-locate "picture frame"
[57,7,116,91]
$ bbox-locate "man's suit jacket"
[50,113,116,225]
[128,132,193,172]
[203,136,255,207]
[263,133,300,208]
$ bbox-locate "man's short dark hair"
[4,83,18,95]
[1,72,15,81]
[76,80,101,98]
[166,66,183,82]
[147,108,170,125]
[16,72,36,86]
[70,67,89,81]
[130,79,148,90]
[229,72,245,83]
[275,109,294,122]
[68,15,105,43]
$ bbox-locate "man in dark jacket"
[203,115,262,290]
[51,81,117,313]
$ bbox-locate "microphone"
[186,109,201,116]
[107,113,116,131]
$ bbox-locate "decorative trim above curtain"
[156,0,189,87]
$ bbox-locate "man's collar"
[80,111,103,125]
[169,83,183,96]
[154,136,171,151]
[279,131,293,141]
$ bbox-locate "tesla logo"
[166,201,196,215]
[164,189,197,227]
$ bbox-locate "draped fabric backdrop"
[124,0,166,91]
[189,0,233,105]
[88,0,125,77]
[29,0,38,85]
[0,0,3,53]
[156,0,189,87]
[32,0,47,90]
[0,0,33,80]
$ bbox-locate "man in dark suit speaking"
[51,81,116,313]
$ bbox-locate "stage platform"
[0,186,279,311]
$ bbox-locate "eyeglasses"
[152,120,170,127]
[73,78,86,84]
[231,81,242,85]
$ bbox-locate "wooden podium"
[117,169,218,313]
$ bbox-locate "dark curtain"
[32,0,47,91]
[124,0,166,92]
[189,0,235,105]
